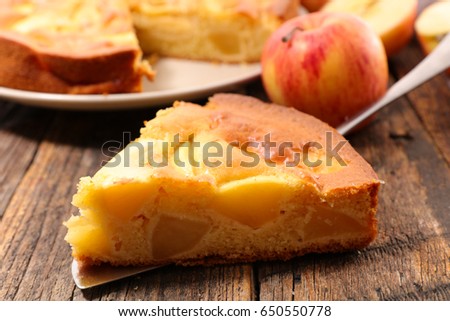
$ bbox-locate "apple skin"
[302,0,329,12]
[261,12,389,128]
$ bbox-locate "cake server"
[71,260,163,289]
[72,33,450,290]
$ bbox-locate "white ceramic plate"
[0,58,261,110]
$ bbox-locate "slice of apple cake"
[65,94,380,266]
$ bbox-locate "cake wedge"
[65,94,380,266]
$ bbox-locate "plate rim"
[0,59,261,111]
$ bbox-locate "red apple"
[261,12,389,128]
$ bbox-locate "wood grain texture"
[390,41,450,166]
[0,110,102,300]
[0,106,52,218]
[74,264,253,301]
[0,0,448,301]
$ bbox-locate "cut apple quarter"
[415,0,450,64]
[321,0,418,56]
[64,94,380,267]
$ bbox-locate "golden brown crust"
[74,234,377,267]
[145,93,380,192]
[176,235,377,267]
[222,93,379,193]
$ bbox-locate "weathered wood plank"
[0,106,53,218]
[74,264,253,301]
[390,41,450,166]
[388,0,450,165]
[0,100,14,120]
[0,110,102,300]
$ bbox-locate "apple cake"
[0,0,154,94]
[65,94,380,266]
[129,0,299,63]
[0,0,298,94]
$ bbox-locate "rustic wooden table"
[0,0,449,301]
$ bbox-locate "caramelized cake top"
[96,94,379,193]
[128,0,298,19]
[0,0,140,56]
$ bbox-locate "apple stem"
[282,27,304,43]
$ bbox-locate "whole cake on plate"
[0,0,298,93]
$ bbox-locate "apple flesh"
[321,0,418,56]
[415,0,450,75]
[261,12,388,128]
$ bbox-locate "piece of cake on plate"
[0,0,153,94]
[65,94,380,266]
